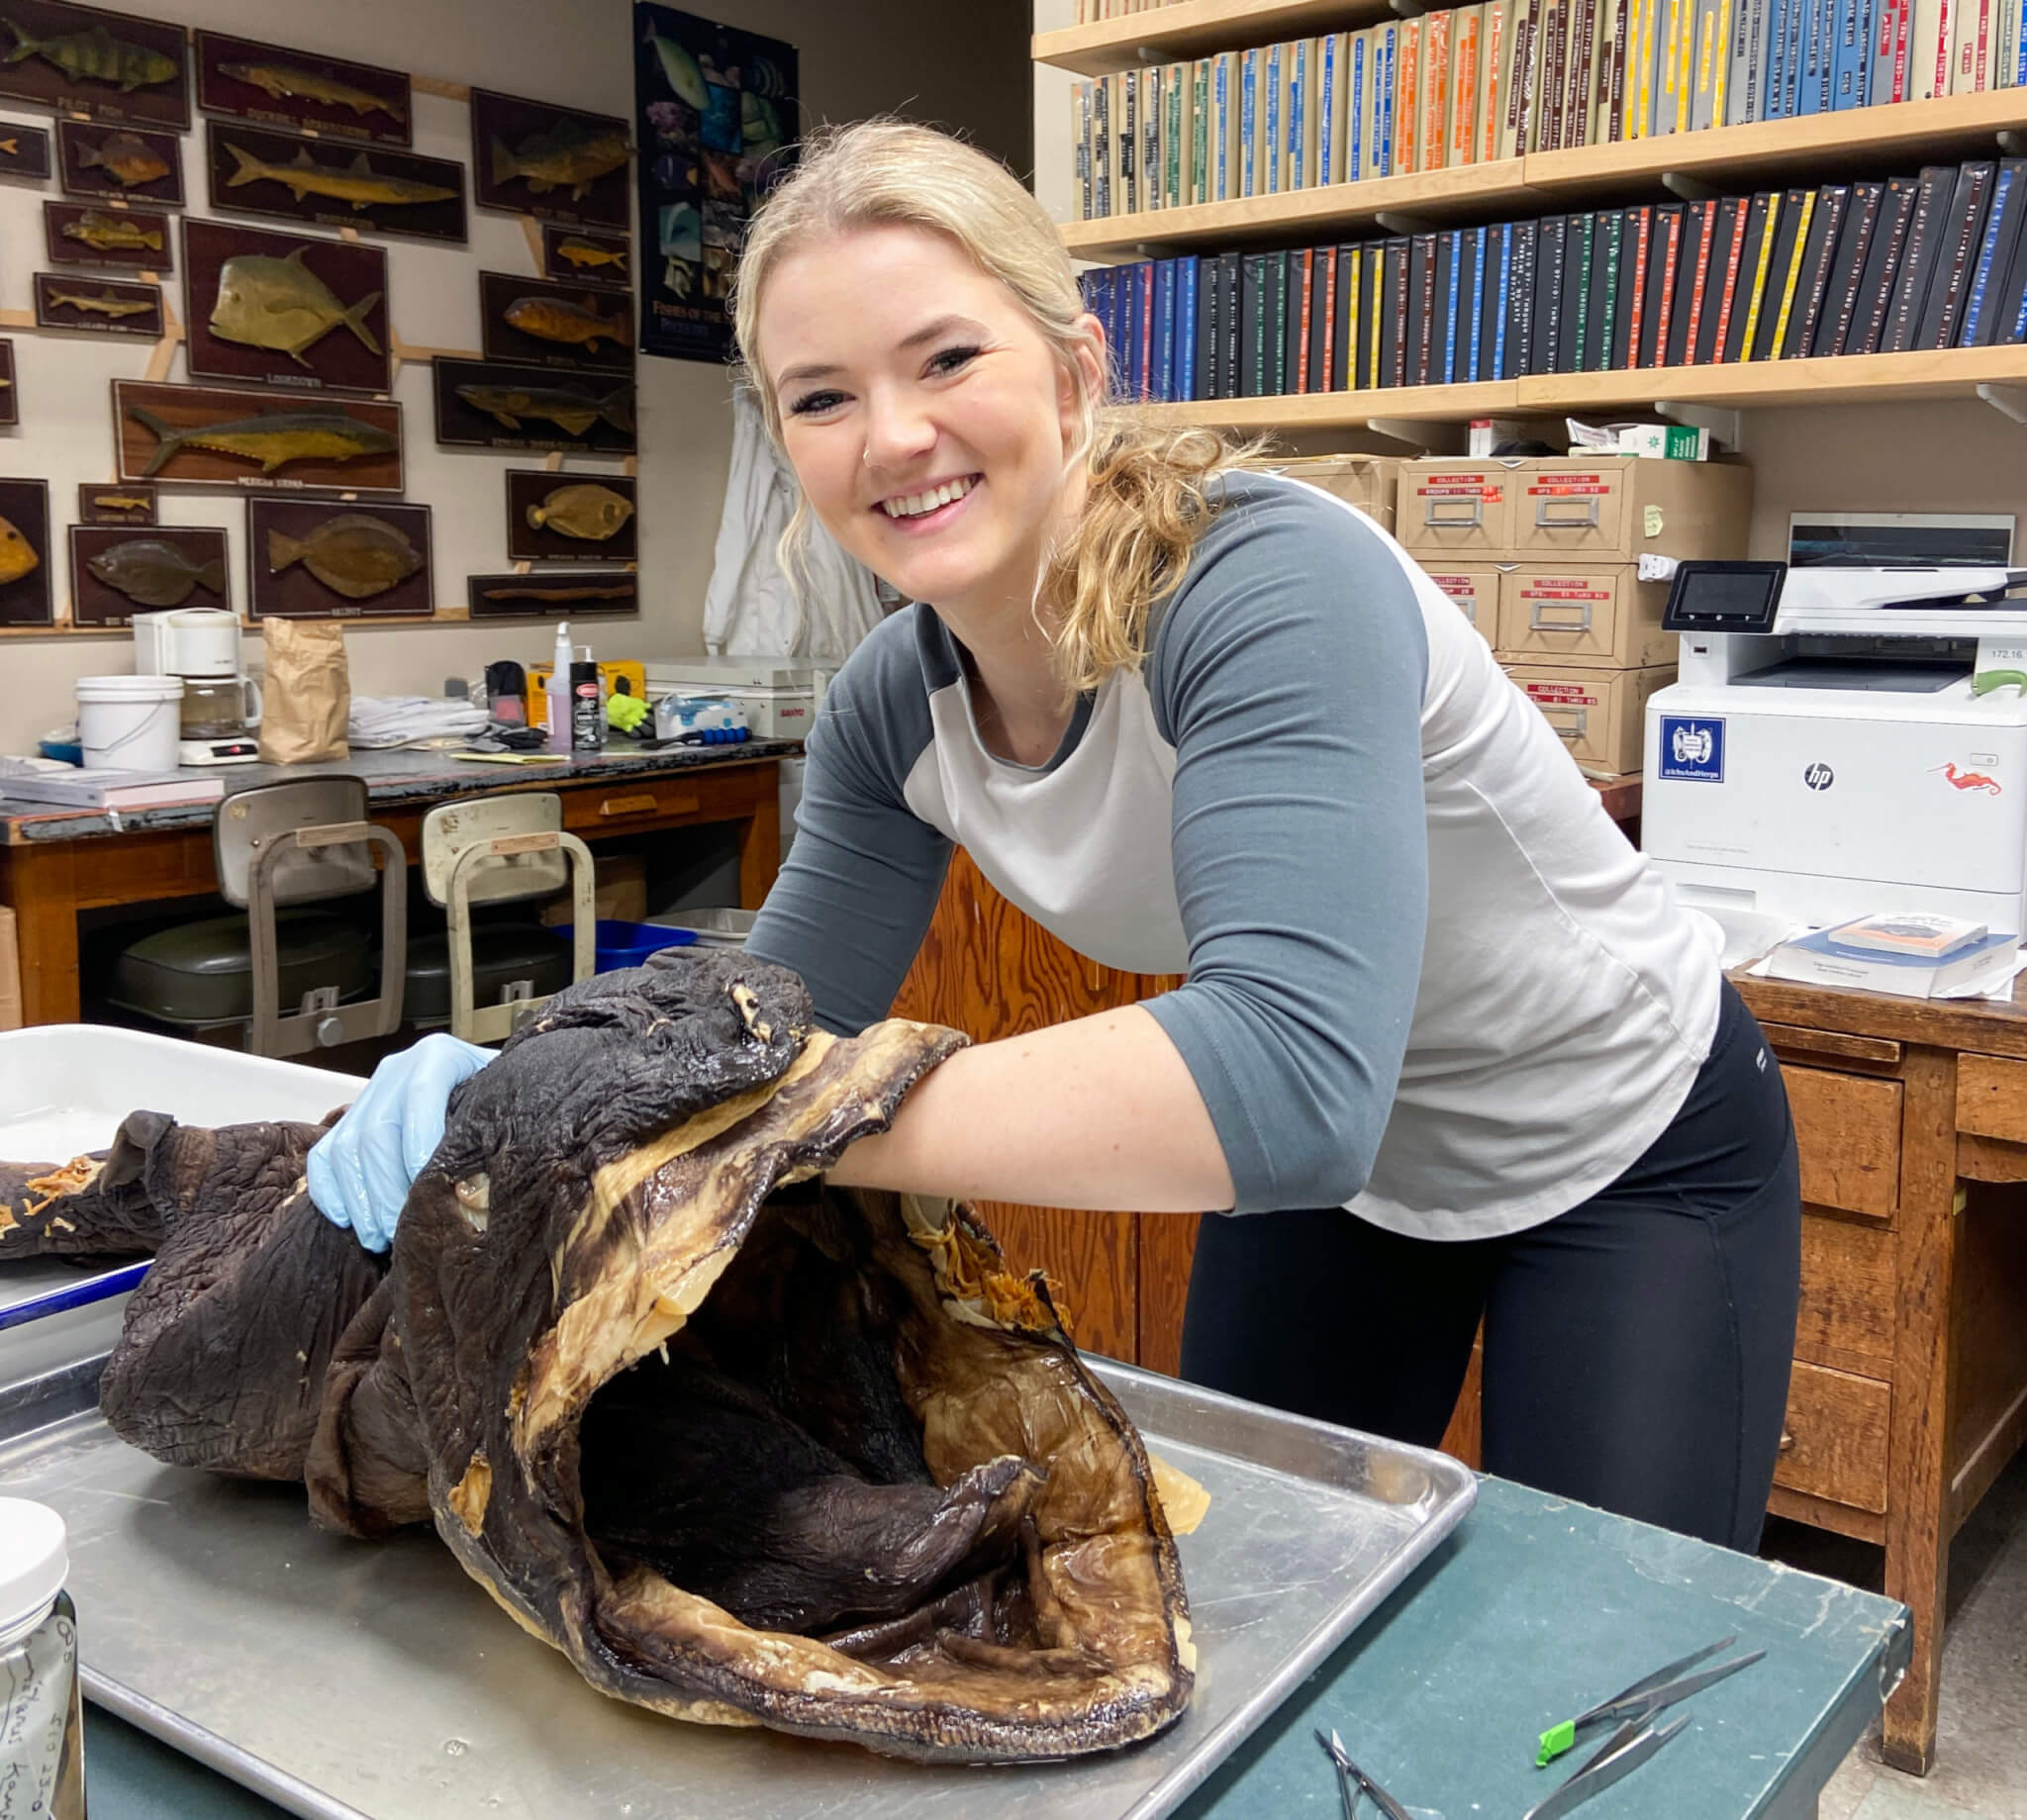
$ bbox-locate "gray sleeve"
[1141,479,1430,1214]
[744,619,952,1038]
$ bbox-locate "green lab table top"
[74,1475,1907,1820]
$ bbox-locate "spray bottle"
[546,622,572,754]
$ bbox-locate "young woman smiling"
[309,121,1801,1553]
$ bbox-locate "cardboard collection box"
[1499,664,1677,775]
[1422,565,1499,641]
[1495,566,1677,670]
[1243,454,1400,532]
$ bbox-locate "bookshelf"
[1125,346,2027,430]
[1035,0,1394,77]
[1063,88,2027,259]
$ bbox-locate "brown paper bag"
[258,619,349,763]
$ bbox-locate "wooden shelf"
[1061,87,2027,260]
[1035,0,1391,76]
[1130,347,2027,432]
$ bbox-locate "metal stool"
[420,793,594,1044]
[215,776,407,1057]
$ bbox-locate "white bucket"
[76,674,183,772]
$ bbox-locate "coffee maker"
[133,609,262,765]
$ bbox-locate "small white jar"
[0,1497,85,1819]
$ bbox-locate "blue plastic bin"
[558,920,699,973]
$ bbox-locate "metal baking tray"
[0,1350,1475,1820]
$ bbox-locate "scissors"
[1535,1634,1766,1764]
[1313,1729,1414,1820]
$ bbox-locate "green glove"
[607,693,650,732]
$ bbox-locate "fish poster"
[246,500,434,620]
[506,470,638,564]
[0,119,53,182]
[632,4,797,363]
[76,480,155,526]
[0,340,14,430]
[466,572,637,619]
[0,478,52,628]
[431,356,634,457]
[34,271,162,338]
[45,200,173,272]
[479,271,632,376]
[195,31,412,148]
[470,88,631,231]
[0,0,189,130]
[541,224,630,290]
[181,219,391,394]
[69,526,229,627]
[56,118,184,207]
[112,378,405,493]
[202,121,466,245]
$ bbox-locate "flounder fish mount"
[0,515,38,587]
[128,403,397,476]
[527,482,632,541]
[4,19,176,92]
[267,512,422,600]
[86,537,226,608]
[218,60,403,122]
[209,247,381,365]
[224,142,455,210]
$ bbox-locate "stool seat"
[106,910,372,1028]
[402,922,573,1027]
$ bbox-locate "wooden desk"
[0,745,792,1026]
[1732,973,2027,1776]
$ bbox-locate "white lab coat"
[702,388,884,660]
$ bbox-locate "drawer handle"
[1536,704,1589,739]
[1424,496,1485,527]
[597,793,662,818]
[1529,600,1596,630]
[1779,1430,1796,1454]
[1535,497,1601,527]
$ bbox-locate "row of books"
[1072,0,1193,17]
[1077,159,2027,399]
[1069,0,2027,218]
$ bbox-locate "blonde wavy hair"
[729,119,1247,694]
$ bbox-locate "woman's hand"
[306,1034,493,1251]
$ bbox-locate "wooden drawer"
[1783,1065,1901,1221]
[561,778,705,830]
[1398,464,1515,555]
[1796,1210,1896,1375]
[1775,1360,1890,1514]
[1958,1053,2027,1142]
[1422,563,1500,639]
[1496,564,1676,669]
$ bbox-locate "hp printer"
[1643,560,2027,929]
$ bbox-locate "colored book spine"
[1445,229,1464,380]
[1683,198,1719,358]
[1483,1,1509,157]
[1625,208,1653,361]
[1469,225,1490,376]
[1738,197,1783,357]
[1767,189,1817,357]
[1710,200,1750,356]
[1492,223,1514,374]
[1175,255,1199,400]
[1320,35,1339,184]
[1264,44,1283,192]
[1348,34,1368,180]
[1240,48,1258,197]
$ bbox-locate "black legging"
[1179,979,1800,1552]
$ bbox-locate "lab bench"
[0,744,794,1026]
[71,1473,1907,1820]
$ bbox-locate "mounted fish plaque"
[70,525,230,626]
[507,470,637,564]
[55,117,182,206]
[202,119,465,245]
[479,271,632,375]
[433,356,634,456]
[182,219,390,394]
[34,270,162,337]
[0,118,52,181]
[195,30,412,148]
[247,499,433,620]
[0,477,52,627]
[471,87,630,229]
[467,571,637,618]
[44,200,172,271]
[0,0,189,130]
[76,479,155,525]
[113,378,404,494]
[541,224,630,289]
[0,340,14,430]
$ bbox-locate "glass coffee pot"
[179,674,262,740]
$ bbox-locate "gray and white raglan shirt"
[747,471,1722,1240]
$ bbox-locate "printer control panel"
[1663,561,1786,635]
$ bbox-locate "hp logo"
[1803,763,1835,792]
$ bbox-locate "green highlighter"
[1534,1635,1765,1766]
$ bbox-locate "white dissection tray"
[0,1026,364,1382]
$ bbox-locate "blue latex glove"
[306,1033,493,1252]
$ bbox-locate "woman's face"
[757,224,1100,623]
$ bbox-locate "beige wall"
[0,0,1029,754]
[1028,0,2027,556]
